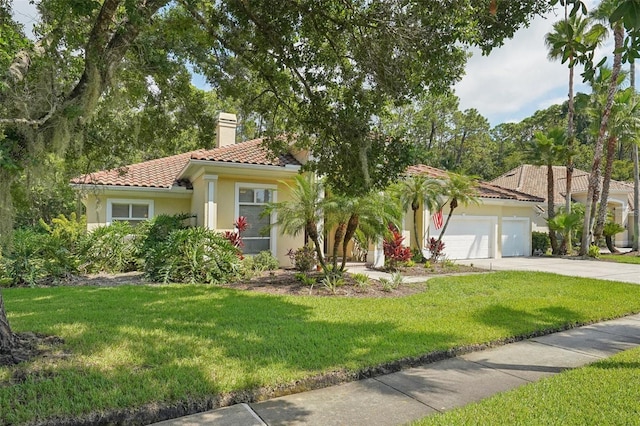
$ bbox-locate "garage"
[429,215,496,259]
[501,218,530,257]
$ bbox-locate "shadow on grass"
[2,285,460,424]
[473,304,584,337]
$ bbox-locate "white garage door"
[502,218,529,257]
[429,216,495,259]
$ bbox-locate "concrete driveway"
[459,257,640,285]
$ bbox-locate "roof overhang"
[179,159,301,181]
[70,184,192,199]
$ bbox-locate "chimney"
[215,112,237,148]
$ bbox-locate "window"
[236,185,276,255]
[107,199,154,226]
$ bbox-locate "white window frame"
[235,183,277,257]
[106,198,155,225]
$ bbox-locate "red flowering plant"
[382,223,411,270]
[427,237,445,262]
[223,216,249,257]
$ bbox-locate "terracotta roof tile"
[491,165,635,209]
[190,138,300,167]
[71,139,301,189]
[406,164,544,202]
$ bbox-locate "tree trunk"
[605,235,619,254]
[412,207,421,254]
[0,292,15,352]
[594,135,617,239]
[435,198,457,249]
[633,59,639,252]
[547,165,559,255]
[331,222,346,271]
[581,25,624,256]
[634,143,640,251]
[341,214,359,271]
[565,64,575,253]
[306,220,327,270]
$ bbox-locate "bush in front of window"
[80,221,138,273]
[137,213,192,278]
[154,227,241,284]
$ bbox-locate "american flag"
[432,210,443,230]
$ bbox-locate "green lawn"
[2,271,640,424]
[600,253,640,264]
[413,346,640,425]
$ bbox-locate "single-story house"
[399,165,545,260]
[70,113,306,265]
[491,165,635,247]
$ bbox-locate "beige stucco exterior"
[402,199,539,260]
[76,165,306,266]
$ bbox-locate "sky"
[10,0,626,128]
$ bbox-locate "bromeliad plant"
[383,224,411,270]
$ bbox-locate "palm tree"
[0,293,15,354]
[326,191,401,272]
[528,128,567,255]
[435,172,480,248]
[594,87,640,241]
[265,174,328,270]
[581,0,625,256]
[545,12,606,253]
[392,174,444,258]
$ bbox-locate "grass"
[413,346,640,425]
[2,271,640,424]
[600,253,640,264]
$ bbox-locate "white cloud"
[455,0,626,127]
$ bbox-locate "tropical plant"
[288,245,317,272]
[434,172,480,247]
[546,9,606,253]
[383,224,412,270]
[531,231,551,254]
[391,174,444,257]
[427,237,446,262]
[603,221,625,253]
[155,227,240,284]
[251,251,279,271]
[547,211,582,255]
[265,174,327,271]
[80,221,138,274]
[528,127,567,255]
[138,213,192,278]
[581,0,627,256]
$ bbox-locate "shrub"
[427,237,445,262]
[139,213,192,278]
[252,251,279,271]
[288,245,316,272]
[350,272,370,289]
[588,244,600,259]
[321,274,344,294]
[382,224,411,270]
[411,248,424,263]
[295,272,317,288]
[4,228,49,286]
[155,227,241,284]
[532,231,550,255]
[380,272,403,292]
[80,221,138,273]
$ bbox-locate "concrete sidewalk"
[457,256,640,285]
[153,314,640,426]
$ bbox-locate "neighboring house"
[491,165,635,247]
[401,165,545,260]
[70,113,306,265]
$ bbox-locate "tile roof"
[70,139,302,189]
[491,165,635,208]
[406,164,544,202]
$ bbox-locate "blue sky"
[11,0,626,128]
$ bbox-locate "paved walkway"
[153,314,640,425]
[154,255,640,426]
[457,256,640,285]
